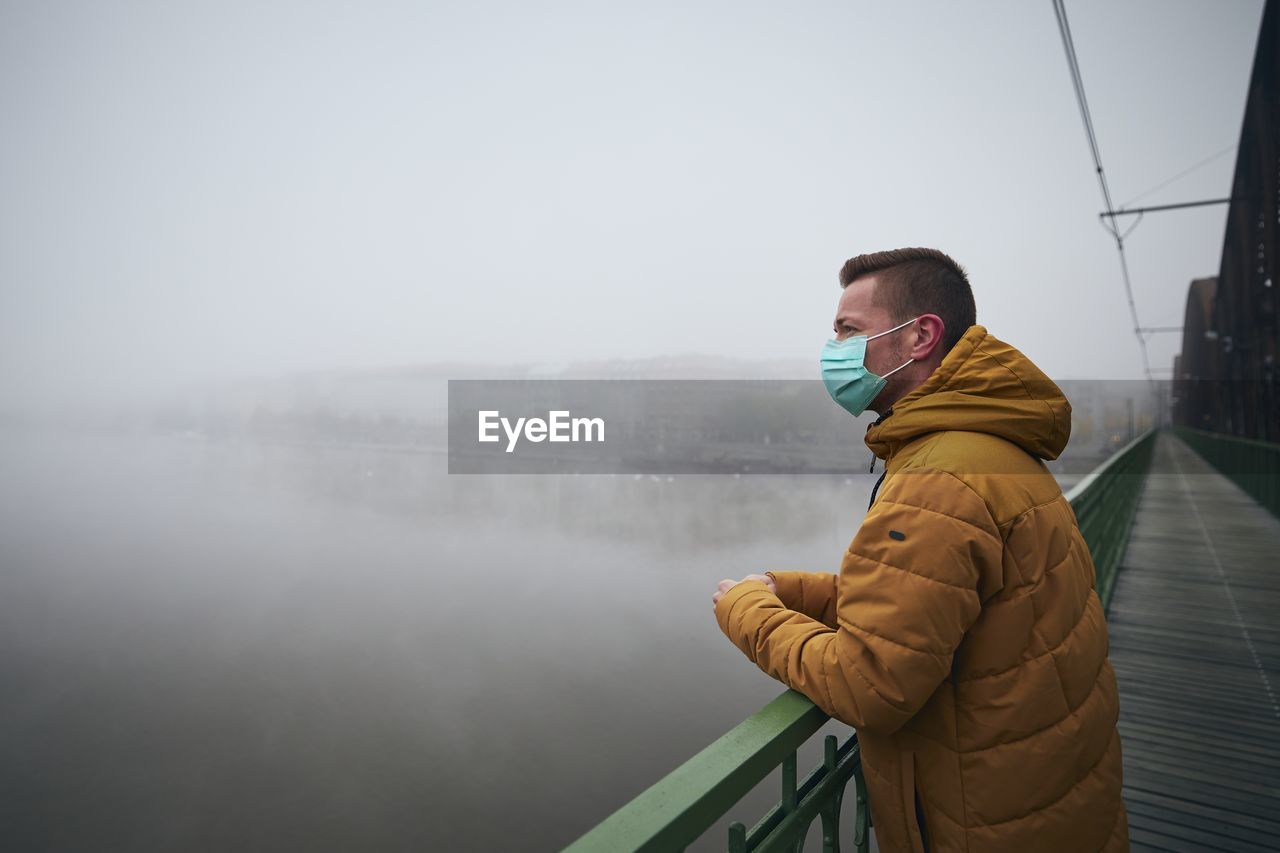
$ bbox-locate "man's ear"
[911,314,947,361]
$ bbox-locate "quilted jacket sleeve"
[715,469,1001,734]
[765,571,838,628]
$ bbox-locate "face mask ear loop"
[869,316,919,381]
[866,316,920,341]
[881,357,914,379]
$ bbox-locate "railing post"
[818,737,838,853]
[851,756,870,853]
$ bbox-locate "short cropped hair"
[838,247,976,355]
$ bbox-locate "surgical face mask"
[820,316,919,417]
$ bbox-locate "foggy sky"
[0,0,1265,409]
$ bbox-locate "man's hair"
[838,247,976,355]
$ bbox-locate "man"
[712,248,1128,853]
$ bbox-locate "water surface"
[1,429,885,851]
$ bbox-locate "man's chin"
[869,385,899,417]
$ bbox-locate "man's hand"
[712,574,777,611]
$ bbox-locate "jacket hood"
[865,325,1071,462]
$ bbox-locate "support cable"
[1118,144,1236,210]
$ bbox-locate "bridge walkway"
[1107,432,1280,852]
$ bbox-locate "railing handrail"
[1175,425,1280,453]
[564,691,829,852]
[1063,427,1156,505]
[1063,428,1157,610]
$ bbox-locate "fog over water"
[1,427,890,850]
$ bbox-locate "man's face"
[834,275,916,412]
[832,276,910,380]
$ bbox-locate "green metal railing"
[567,430,1158,852]
[564,690,869,853]
[1174,426,1280,520]
[1064,428,1158,611]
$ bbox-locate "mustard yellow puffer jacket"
[714,326,1128,853]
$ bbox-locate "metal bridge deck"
[1107,432,1280,852]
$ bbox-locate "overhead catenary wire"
[1052,0,1116,215]
[1050,0,1154,379]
